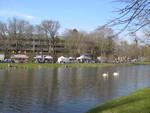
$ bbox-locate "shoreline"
[0,62,150,69]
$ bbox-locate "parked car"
[2,59,11,63]
[92,59,100,63]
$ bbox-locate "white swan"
[103,72,108,77]
[113,71,119,76]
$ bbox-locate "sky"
[0,0,124,34]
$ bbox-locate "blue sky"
[0,0,123,34]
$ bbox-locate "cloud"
[20,14,35,20]
[0,10,36,20]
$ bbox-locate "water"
[0,65,150,113]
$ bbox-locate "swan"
[103,72,108,77]
[113,71,119,76]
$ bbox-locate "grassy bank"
[0,62,150,69]
[86,87,150,113]
[0,63,115,68]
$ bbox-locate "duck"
[113,71,119,76]
[103,72,108,77]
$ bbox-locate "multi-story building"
[0,35,65,56]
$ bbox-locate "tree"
[40,20,60,62]
[129,25,150,46]
[142,25,150,46]
[63,29,85,57]
[7,17,31,53]
[114,38,140,59]
[140,46,150,61]
[114,39,127,57]
[105,36,115,57]
[95,27,116,57]
[105,0,150,34]
[85,32,104,58]
[0,21,10,56]
[35,25,45,53]
[24,25,34,53]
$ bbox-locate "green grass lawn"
[86,87,150,113]
[0,63,116,68]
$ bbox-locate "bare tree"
[95,27,116,57]
[105,36,116,57]
[40,20,60,62]
[85,32,103,58]
[7,17,31,53]
[24,25,35,53]
[130,25,150,46]
[140,46,150,61]
[105,0,150,34]
[142,25,150,46]
[0,21,10,57]
[35,25,45,53]
[63,29,84,57]
[114,38,140,60]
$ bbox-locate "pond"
[0,65,150,113]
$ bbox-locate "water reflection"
[0,65,150,113]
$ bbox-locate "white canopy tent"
[33,55,43,59]
[0,54,5,61]
[44,55,53,63]
[57,56,69,63]
[77,55,91,60]
[76,55,91,63]
[33,55,53,63]
[69,57,75,60]
[68,57,76,63]
[10,54,29,63]
[44,55,53,59]
[33,55,43,63]
[11,54,29,59]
